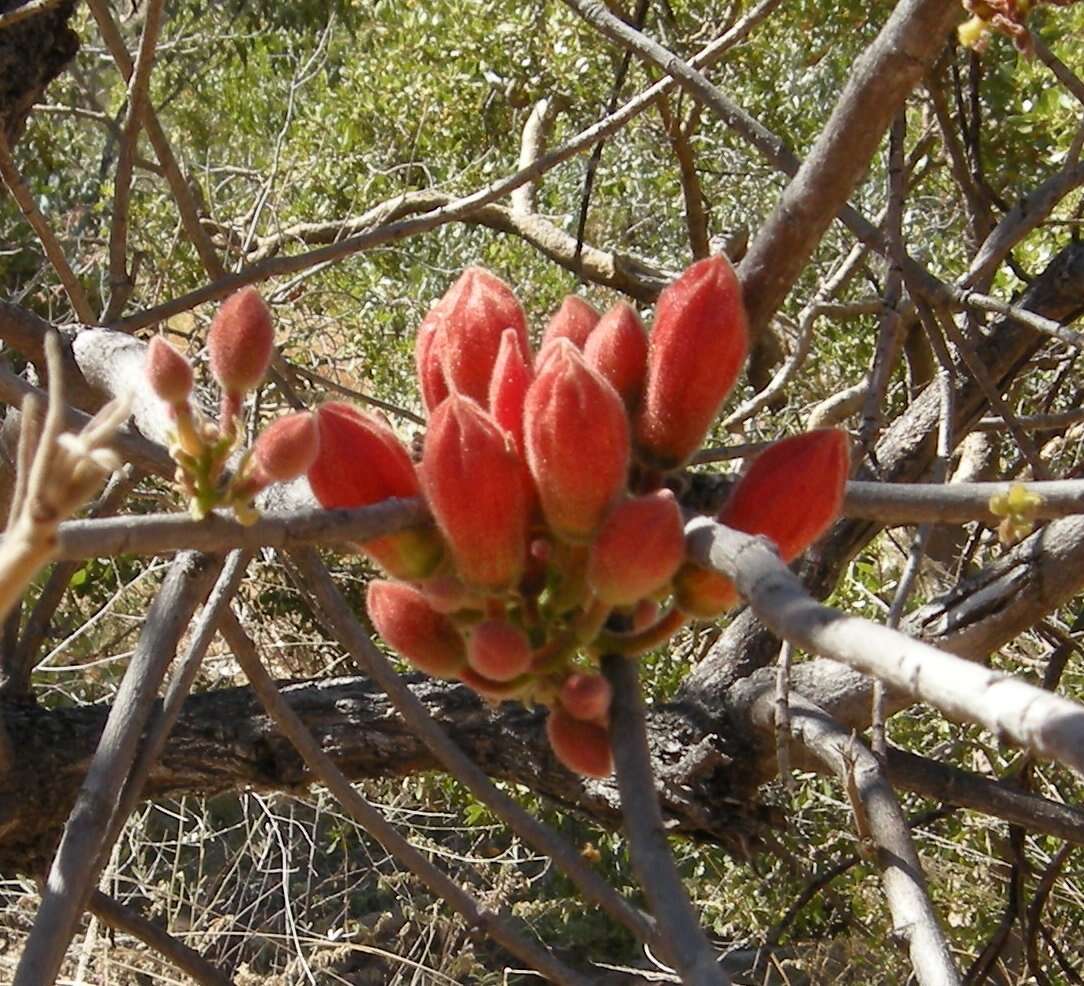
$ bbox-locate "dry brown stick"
[103,0,166,322]
[88,889,234,986]
[657,95,710,260]
[217,607,593,986]
[1024,843,1073,986]
[287,547,664,953]
[757,690,961,986]
[685,517,1084,778]
[13,551,221,986]
[602,652,729,986]
[86,0,226,280]
[0,131,95,323]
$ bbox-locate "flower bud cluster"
[145,288,318,522]
[306,260,850,778]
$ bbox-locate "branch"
[87,890,234,986]
[755,690,960,986]
[218,608,593,986]
[602,652,728,986]
[686,517,1084,778]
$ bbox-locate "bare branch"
[602,652,729,986]
[13,551,221,986]
[686,517,1084,778]
[755,690,961,986]
[103,0,166,322]
[87,890,233,986]
[0,131,95,323]
[217,608,594,986]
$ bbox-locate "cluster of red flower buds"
[145,288,319,522]
[306,260,850,778]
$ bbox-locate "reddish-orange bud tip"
[559,673,612,722]
[367,580,466,679]
[467,619,532,682]
[252,411,320,483]
[546,708,613,777]
[146,336,193,406]
[539,295,601,358]
[208,287,275,395]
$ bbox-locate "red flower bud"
[559,673,612,722]
[583,302,648,409]
[539,295,600,357]
[524,341,630,541]
[546,708,612,777]
[467,619,532,682]
[146,337,193,406]
[251,411,320,484]
[367,580,465,679]
[416,309,450,412]
[417,573,479,614]
[436,267,529,404]
[308,402,442,579]
[587,490,685,605]
[675,429,849,617]
[636,256,748,469]
[208,287,275,395]
[632,597,660,632]
[488,328,533,452]
[421,394,531,590]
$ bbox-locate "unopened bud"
[636,256,748,469]
[583,302,648,409]
[308,402,442,579]
[488,327,533,452]
[416,308,450,412]
[251,411,320,483]
[546,707,613,777]
[437,267,529,404]
[367,580,466,679]
[587,490,684,605]
[208,287,275,395]
[675,429,849,617]
[539,295,600,357]
[524,341,630,541]
[467,619,532,682]
[558,673,612,722]
[421,394,531,590]
[146,337,194,406]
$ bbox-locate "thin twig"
[601,651,729,986]
[87,890,234,986]
[287,547,663,953]
[217,607,593,986]
[12,552,222,986]
[103,0,166,321]
[0,131,95,323]
[757,691,961,986]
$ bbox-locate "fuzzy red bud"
[675,429,850,617]
[207,287,275,395]
[367,580,466,679]
[251,411,320,483]
[467,619,533,682]
[546,707,613,777]
[586,490,685,605]
[308,402,442,579]
[583,302,648,410]
[539,295,600,357]
[421,394,531,590]
[558,673,612,722]
[416,308,450,412]
[146,336,194,406]
[436,267,529,404]
[488,327,533,453]
[524,341,630,541]
[636,256,747,469]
